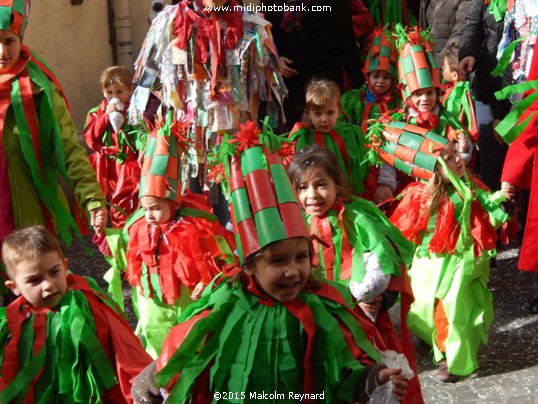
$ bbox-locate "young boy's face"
[410,87,438,113]
[103,83,132,105]
[368,70,393,95]
[306,97,340,133]
[0,30,21,73]
[140,196,174,227]
[5,251,68,309]
[442,57,459,84]
[244,238,311,302]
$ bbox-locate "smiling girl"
[131,121,409,403]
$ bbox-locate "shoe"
[528,295,538,314]
[435,361,459,383]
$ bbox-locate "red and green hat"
[139,113,190,203]
[0,0,29,38]
[363,26,398,80]
[394,24,441,100]
[209,119,308,264]
[368,118,449,180]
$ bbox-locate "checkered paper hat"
[368,119,449,180]
[394,24,441,100]
[139,113,190,202]
[0,0,30,38]
[209,120,308,264]
[363,26,398,80]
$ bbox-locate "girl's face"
[140,196,173,227]
[0,30,21,73]
[410,87,438,113]
[368,70,393,95]
[438,142,465,182]
[297,167,338,217]
[244,238,311,302]
[306,97,340,133]
[103,83,132,105]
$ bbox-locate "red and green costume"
[155,275,383,403]
[290,122,370,195]
[442,82,478,144]
[83,100,142,228]
[307,196,423,403]
[390,176,508,376]
[0,274,152,403]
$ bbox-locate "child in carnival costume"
[440,45,478,148]
[83,66,143,229]
[368,119,511,382]
[340,26,401,203]
[289,79,371,197]
[394,24,474,167]
[128,0,287,185]
[0,226,152,402]
[0,0,107,281]
[98,113,236,359]
[130,120,410,403]
[342,26,401,131]
[287,144,423,403]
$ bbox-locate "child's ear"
[5,280,21,296]
[63,258,69,273]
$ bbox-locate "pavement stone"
[65,238,538,404]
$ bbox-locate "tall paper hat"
[139,113,190,202]
[394,24,441,100]
[209,119,308,264]
[363,26,398,80]
[368,118,449,180]
[0,0,30,38]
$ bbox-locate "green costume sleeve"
[343,196,414,281]
[48,85,105,211]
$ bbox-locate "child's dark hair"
[287,145,350,198]
[2,226,64,279]
[444,46,459,73]
[304,79,342,111]
[100,66,133,90]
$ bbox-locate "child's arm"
[373,164,397,204]
[83,102,111,152]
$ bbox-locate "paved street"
[67,238,538,403]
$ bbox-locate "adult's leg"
[475,100,508,191]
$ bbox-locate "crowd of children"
[0,0,535,401]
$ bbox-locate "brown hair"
[444,46,459,74]
[287,144,349,198]
[2,226,64,279]
[99,66,133,90]
[239,237,323,290]
[304,79,342,111]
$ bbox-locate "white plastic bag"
[368,350,414,404]
[108,97,125,133]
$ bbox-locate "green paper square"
[254,208,286,248]
[231,187,252,224]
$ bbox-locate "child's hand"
[372,185,393,205]
[90,206,108,237]
[456,132,470,154]
[377,368,408,401]
[278,57,299,78]
[359,295,382,318]
[106,103,119,113]
[501,181,517,200]
[191,282,205,301]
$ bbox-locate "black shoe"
[528,295,538,314]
